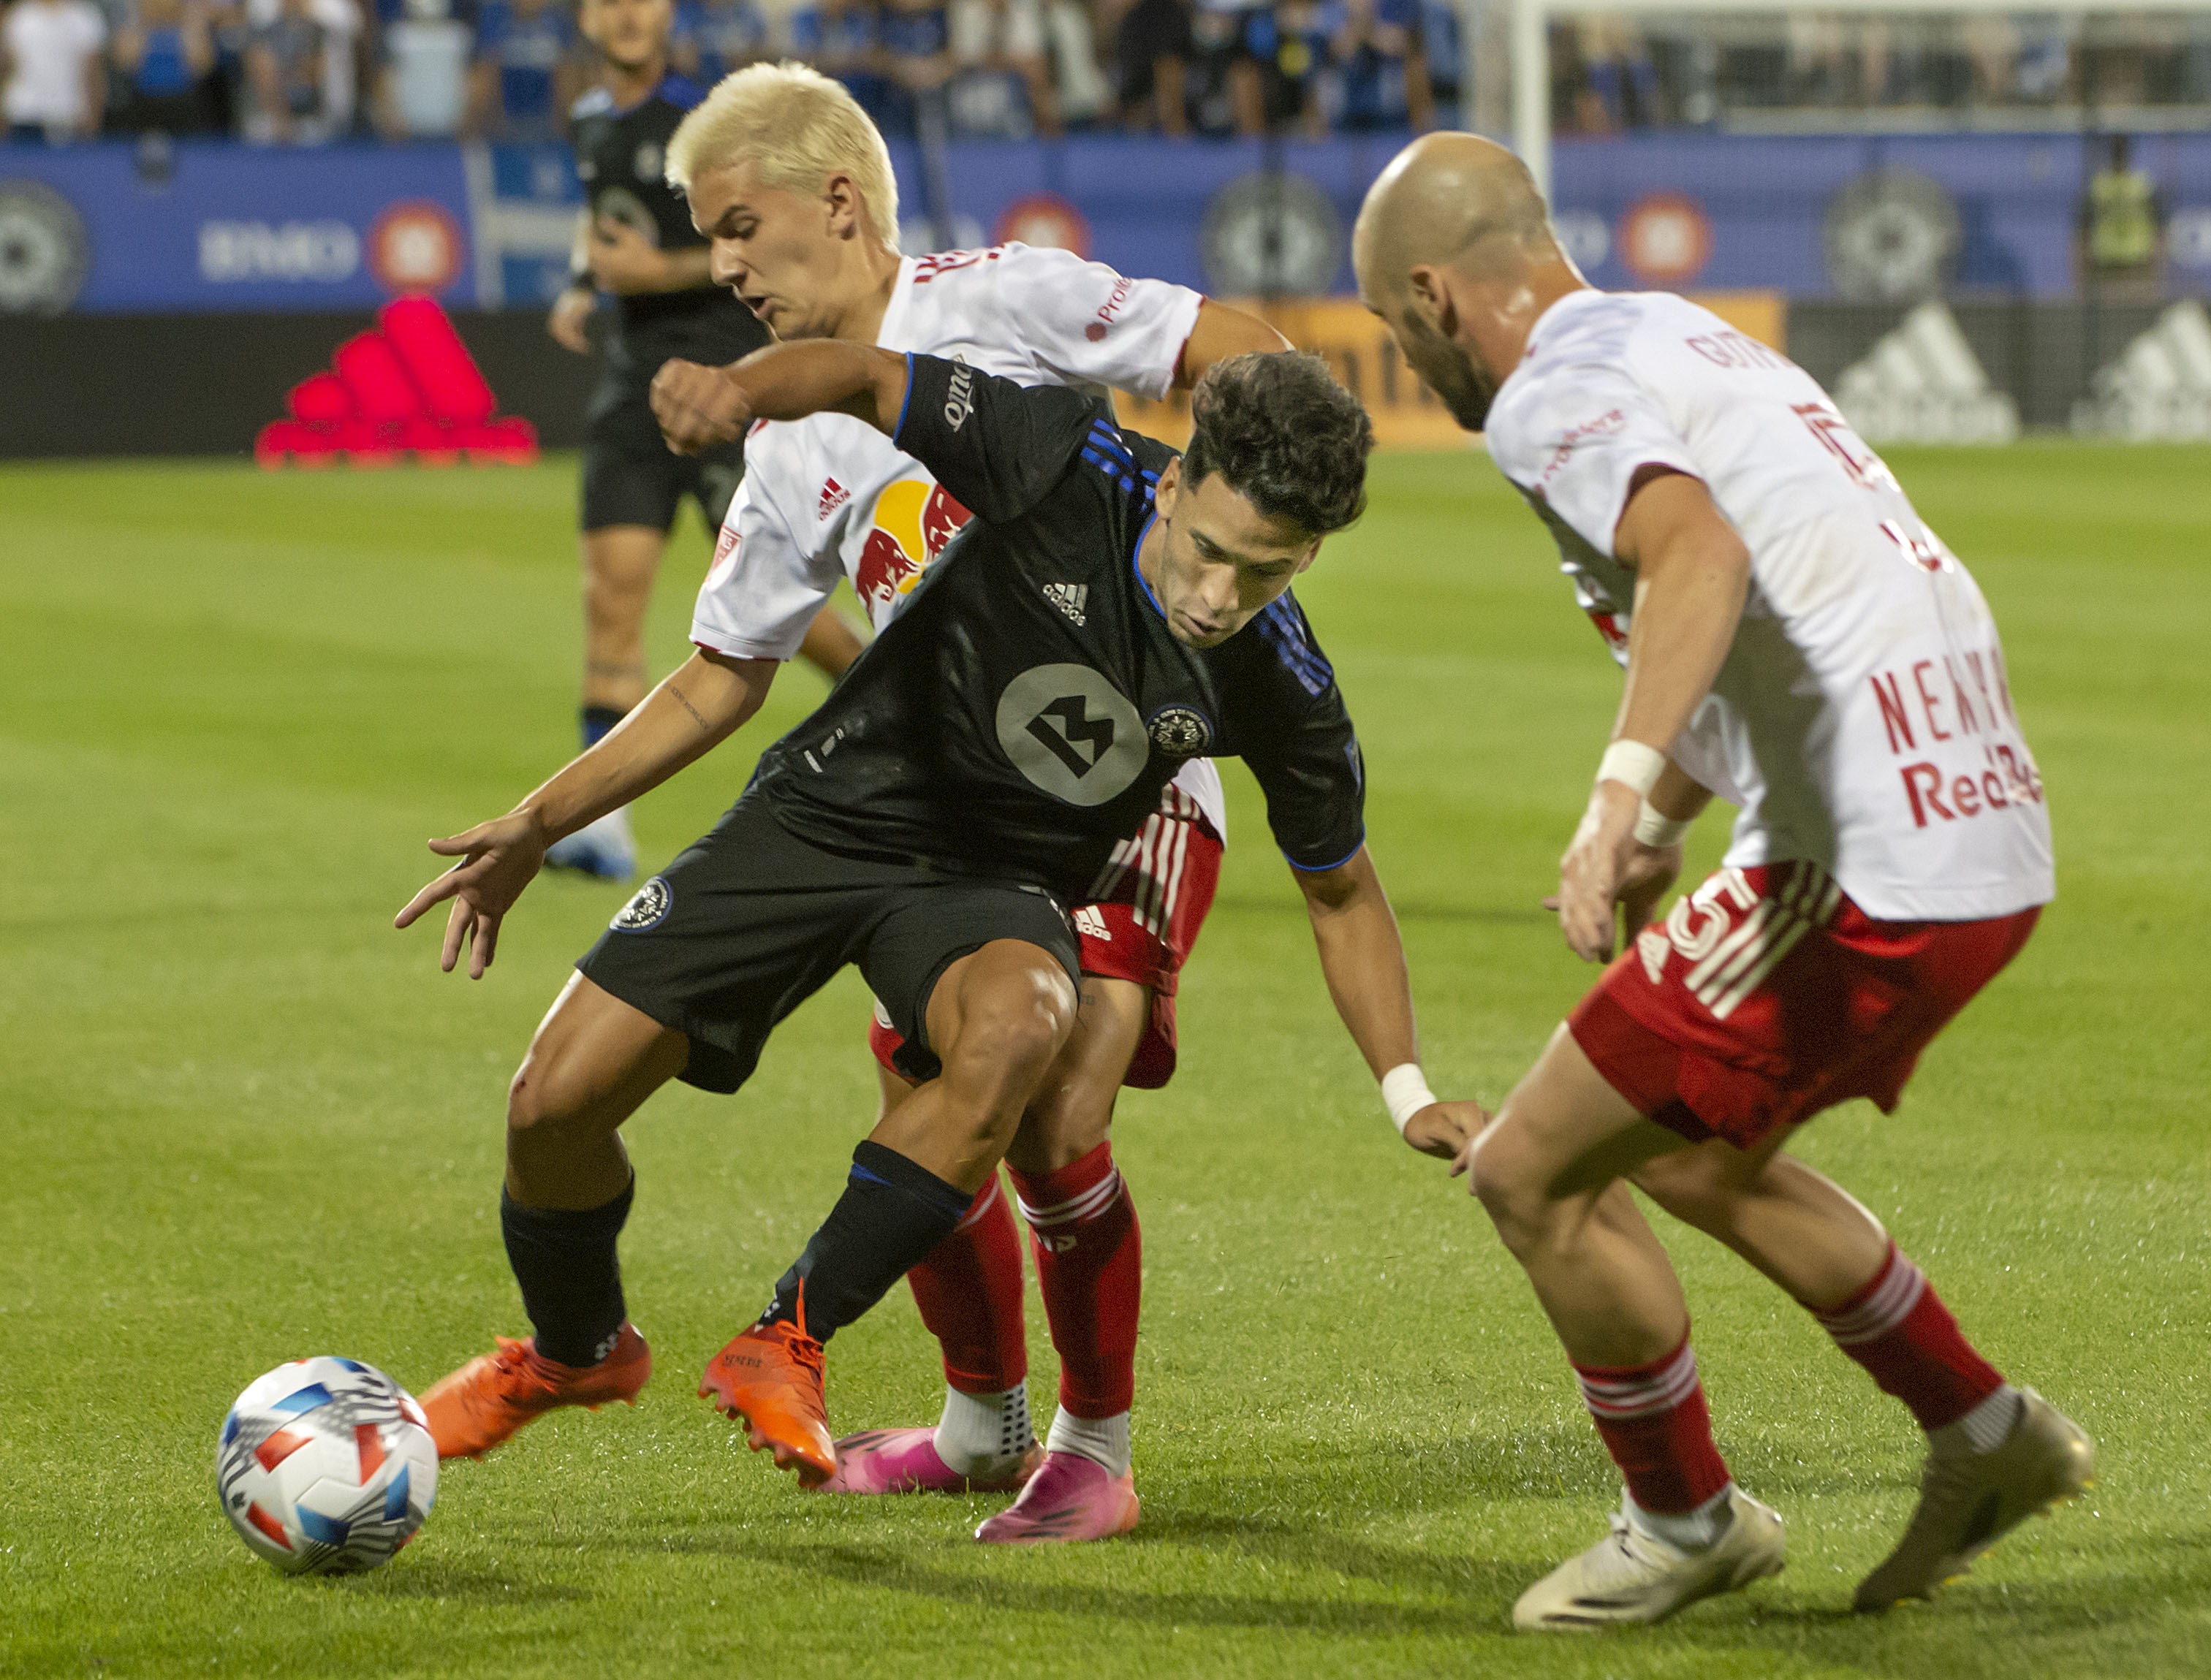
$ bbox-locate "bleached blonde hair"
[665,62,900,249]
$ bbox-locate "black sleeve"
[1218,593,1368,873]
[890,353,1099,525]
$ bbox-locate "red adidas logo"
[818,476,851,520]
[255,297,539,468]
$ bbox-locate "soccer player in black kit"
[543,0,858,880]
[397,347,1487,1527]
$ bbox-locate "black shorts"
[577,799,1083,1093]
[580,379,747,535]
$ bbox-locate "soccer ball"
[216,1357,438,1576]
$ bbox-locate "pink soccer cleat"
[973,1451,1140,1543]
[821,1427,1040,1494]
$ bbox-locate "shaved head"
[1352,132,1584,430]
[1352,132,1556,306]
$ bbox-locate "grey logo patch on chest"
[1147,705,1212,758]
[612,876,672,932]
[633,141,664,183]
[995,664,1148,807]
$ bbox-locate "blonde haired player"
[1352,133,2092,1628]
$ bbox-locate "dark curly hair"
[1180,351,1374,536]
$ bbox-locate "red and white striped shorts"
[1569,859,2040,1150]
[869,784,1224,1091]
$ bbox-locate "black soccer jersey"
[745,354,1367,906]
[569,72,768,385]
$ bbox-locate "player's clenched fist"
[652,358,754,455]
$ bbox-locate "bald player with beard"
[1351,134,2090,1630]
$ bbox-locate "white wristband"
[1381,1063,1438,1136]
[1634,799,1692,848]
[1596,740,1667,799]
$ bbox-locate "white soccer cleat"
[1512,1487,1787,1632]
[1854,1387,2094,1613]
[545,807,636,881]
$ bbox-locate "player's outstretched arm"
[394,650,776,978]
[1556,474,1749,962]
[1294,846,1491,1161]
[1174,300,1294,388]
[652,343,911,455]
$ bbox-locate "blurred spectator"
[1572,15,1653,130]
[1327,0,1427,132]
[1266,0,1332,137]
[379,0,471,137]
[789,0,890,118]
[1190,0,1263,134]
[475,0,573,137]
[3,0,108,140]
[882,0,949,92]
[948,0,1055,137]
[241,0,354,137]
[243,0,349,138]
[111,0,216,131]
[1112,0,1189,137]
[1041,0,1107,126]
[672,0,764,85]
[2079,130,2163,301]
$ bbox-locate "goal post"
[1504,0,2211,203]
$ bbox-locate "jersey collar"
[1131,512,1167,622]
[875,256,921,350]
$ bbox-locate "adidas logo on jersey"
[1044,583,1088,626]
[1073,904,1111,940]
[817,476,851,520]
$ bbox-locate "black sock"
[501,1179,634,1367]
[581,704,626,750]
[762,1142,972,1342]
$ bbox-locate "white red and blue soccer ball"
[216,1357,438,1576]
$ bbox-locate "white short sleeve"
[990,244,1203,402]
[1488,360,1702,559]
[689,461,840,661]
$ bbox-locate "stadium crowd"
[6,0,2211,147]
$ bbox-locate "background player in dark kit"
[396,347,1487,1524]
[544,0,860,880]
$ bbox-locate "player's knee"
[941,960,1077,1097]
[1467,1124,1564,1255]
[505,1050,596,1145]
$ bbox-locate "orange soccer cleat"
[699,1317,835,1485]
[419,1324,651,1460]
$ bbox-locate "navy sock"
[581,704,626,750]
[501,1179,634,1367]
[762,1143,972,1342]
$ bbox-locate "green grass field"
[4,443,2207,1679]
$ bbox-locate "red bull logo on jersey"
[855,477,974,620]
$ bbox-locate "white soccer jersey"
[692,242,1226,835]
[1484,289,2052,922]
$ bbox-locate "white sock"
[1625,1483,1734,1551]
[933,1384,1033,1476]
[1045,1407,1131,1477]
[1949,1383,2025,1453]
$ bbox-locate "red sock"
[1010,1141,1139,1419]
[1811,1242,2004,1431]
[1573,1336,1734,1515]
[905,1176,1028,1394]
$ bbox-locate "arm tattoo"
[667,680,711,734]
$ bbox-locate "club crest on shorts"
[612,877,672,932]
[1147,705,1212,758]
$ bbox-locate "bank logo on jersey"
[856,476,973,620]
[995,665,1148,807]
[1147,704,1212,758]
